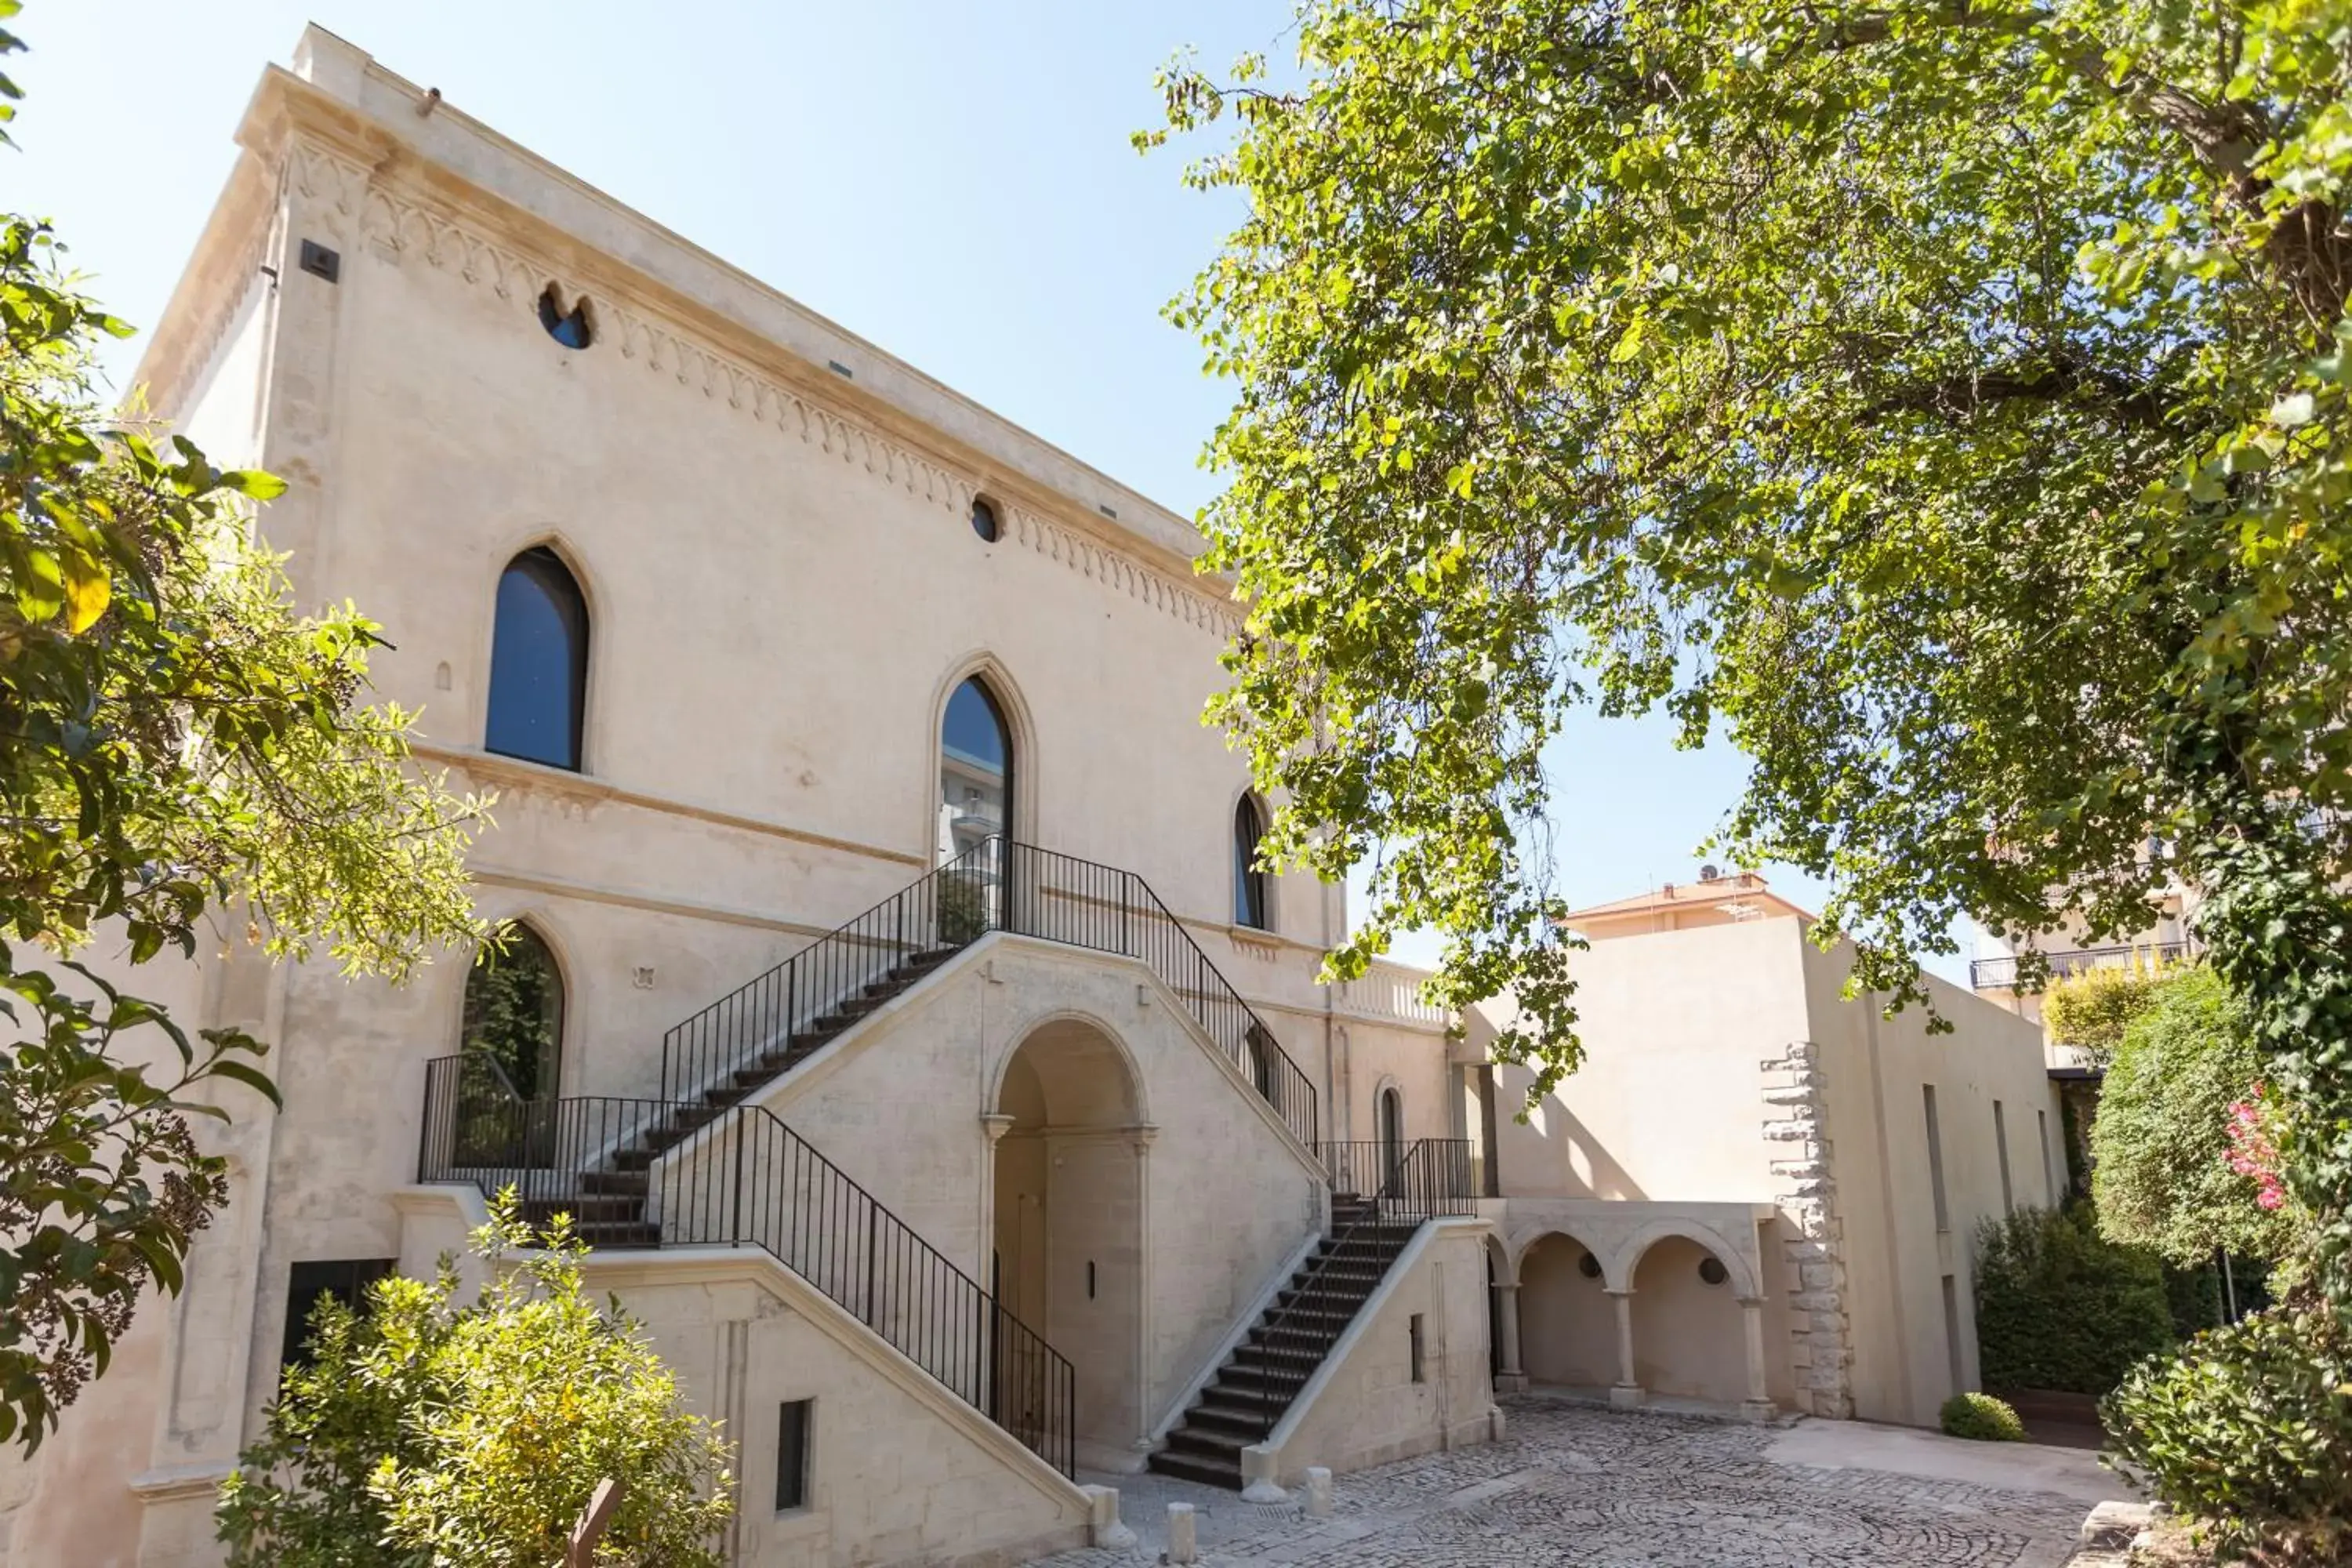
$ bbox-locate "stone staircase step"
[1146,1450,1243,1488]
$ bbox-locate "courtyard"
[1048,1398,2127,1568]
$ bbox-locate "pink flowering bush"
[2226,1087,2290,1214]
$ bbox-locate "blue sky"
[3,2,1973,982]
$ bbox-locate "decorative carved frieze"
[282,139,1240,639]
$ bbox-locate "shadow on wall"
[1525,1098,1650,1201]
[1519,1233,1617,1387]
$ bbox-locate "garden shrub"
[1939,1392,2027,1442]
[2162,1261,2225,1338]
[217,1193,733,1566]
[2091,967,2296,1268]
[2103,1308,2352,1563]
[1974,1205,2172,1395]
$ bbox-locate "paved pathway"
[1044,1397,2122,1567]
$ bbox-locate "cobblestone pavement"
[1042,1399,2103,1567]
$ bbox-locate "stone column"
[978,1112,1014,1291]
[1605,1288,1642,1408]
[1737,1297,1777,1422]
[1492,1281,1528,1393]
[1128,1124,1158,1460]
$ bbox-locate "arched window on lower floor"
[461,924,565,1102]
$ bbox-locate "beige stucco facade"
[0,31,1490,1568]
[0,26,2069,1568]
[1476,905,2063,1428]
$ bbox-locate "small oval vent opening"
[538,285,593,350]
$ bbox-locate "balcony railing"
[659,837,1321,1150]
[419,1058,1077,1476]
[1969,941,2195,991]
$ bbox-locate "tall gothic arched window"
[461,924,564,1102]
[1233,796,1269,929]
[485,547,589,771]
[938,676,1013,862]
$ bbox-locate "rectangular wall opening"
[1923,1085,1951,1233]
[775,1398,813,1512]
[1994,1099,2014,1216]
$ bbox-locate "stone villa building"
[0,31,2061,1568]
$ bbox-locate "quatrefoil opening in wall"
[537,283,594,350]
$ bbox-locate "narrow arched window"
[1379,1086,1406,1185]
[485,547,589,771]
[462,924,564,1102]
[1233,796,1269,929]
[938,676,1012,863]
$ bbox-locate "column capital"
[979,1113,1016,1145]
[1737,1295,1768,1310]
[1125,1123,1160,1153]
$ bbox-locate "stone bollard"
[1303,1466,1333,1519]
[1165,1501,1198,1565]
[1080,1485,1137,1550]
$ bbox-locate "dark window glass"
[281,1258,394,1370]
[938,677,1011,862]
[1698,1256,1730,1287]
[463,925,564,1102]
[538,285,592,349]
[486,547,589,771]
[971,496,1000,543]
[775,1399,813,1511]
[1233,797,1269,928]
[1378,1086,1406,1188]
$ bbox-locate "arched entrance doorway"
[991,1018,1145,1457]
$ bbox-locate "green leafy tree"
[1146,2,2352,1303]
[216,1195,735,1567]
[2042,958,2180,1062]
[0,9,488,1450]
[2092,966,2299,1267]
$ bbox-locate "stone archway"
[990,1018,1146,1457]
[1628,1235,1749,1404]
[1515,1232,1618,1392]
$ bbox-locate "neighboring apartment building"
[0,31,2061,1568]
[1466,870,2063,1428]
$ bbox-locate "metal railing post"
[730,1112,745,1245]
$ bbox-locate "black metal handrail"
[419,1056,1078,1477]
[1969,940,2196,991]
[1249,1138,1476,1438]
[657,837,1321,1149]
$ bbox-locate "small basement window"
[538,284,593,349]
[775,1399,812,1512]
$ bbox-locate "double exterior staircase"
[1151,1140,1476,1489]
[420,837,1330,1479]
